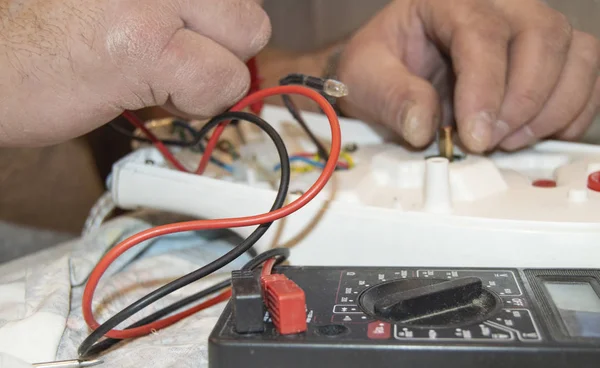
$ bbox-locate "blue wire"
[273,156,325,171]
[210,157,233,172]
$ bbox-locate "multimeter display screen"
[545,282,600,338]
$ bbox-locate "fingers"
[450,24,509,153]
[500,31,600,150]
[337,44,441,148]
[176,0,271,60]
[492,6,573,147]
[417,0,511,152]
[490,0,578,147]
[143,28,250,118]
[555,76,600,141]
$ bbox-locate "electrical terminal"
[231,270,265,334]
[438,125,454,162]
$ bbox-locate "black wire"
[81,280,230,357]
[172,120,203,143]
[281,95,330,161]
[77,111,291,357]
[278,75,331,162]
[279,74,326,91]
[110,74,334,166]
[109,119,241,169]
[240,247,290,271]
[108,119,199,147]
[81,248,290,357]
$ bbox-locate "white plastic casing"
[423,157,452,214]
[109,105,600,268]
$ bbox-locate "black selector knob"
[358,277,501,328]
[373,277,483,319]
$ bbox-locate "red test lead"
[261,273,307,335]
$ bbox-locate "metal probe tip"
[32,358,103,368]
[79,359,103,368]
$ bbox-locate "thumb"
[337,44,442,148]
[124,28,251,119]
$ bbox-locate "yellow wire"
[291,165,314,173]
[288,150,355,173]
[314,151,354,169]
[339,151,355,168]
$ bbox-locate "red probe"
[260,258,308,335]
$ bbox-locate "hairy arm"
[0,0,271,147]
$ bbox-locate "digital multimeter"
[209,266,600,368]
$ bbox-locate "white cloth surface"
[0,216,249,367]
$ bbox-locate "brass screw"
[438,126,454,162]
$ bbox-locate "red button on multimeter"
[588,171,600,192]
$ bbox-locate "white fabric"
[0,216,249,367]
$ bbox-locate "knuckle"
[546,10,572,35]
[538,11,573,51]
[469,16,511,44]
[107,16,172,66]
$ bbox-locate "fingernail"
[400,105,431,147]
[464,112,493,152]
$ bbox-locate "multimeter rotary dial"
[357,277,501,328]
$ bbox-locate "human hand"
[336,0,600,153]
[0,0,270,146]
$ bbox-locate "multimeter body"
[209,266,600,368]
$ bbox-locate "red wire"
[197,86,337,174]
[246,57,264,116]
[82,85,341,339]
[123,86,334,176]
[261,258,277,278]
[122,111,188,172]
[123,57,261,171]
[93,289,232,339]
